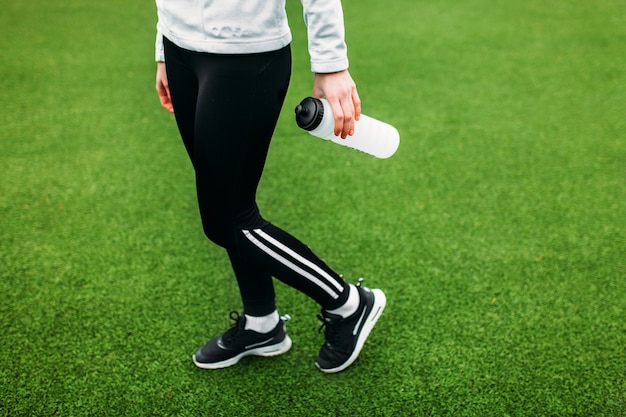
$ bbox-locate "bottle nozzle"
[295,97,324,131]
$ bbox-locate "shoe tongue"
[322,311,342,321]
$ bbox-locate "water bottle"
[294,97,400,159]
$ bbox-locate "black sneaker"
[316,279,386,373]
[192,312,292,369]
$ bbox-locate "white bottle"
[295,97,400,159]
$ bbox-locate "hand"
[313,70,361,139]
[156,62,174,113]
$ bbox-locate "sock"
[326,284,360,318]
[244,310,280,333]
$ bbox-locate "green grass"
[1,0,625,415]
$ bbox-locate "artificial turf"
[1,0,625,415]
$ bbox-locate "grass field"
[1,0,625,415]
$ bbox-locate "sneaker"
[316,279,386,373]
[192,311,292,369]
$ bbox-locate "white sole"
[193,335,292,369]
[317,288,387,374]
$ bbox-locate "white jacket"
[155,0,349,73]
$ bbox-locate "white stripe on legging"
[243,229,341,299]
[252,228,345,292]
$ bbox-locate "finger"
[160,96,174,113]
[164,85,174,113]
[157,81,174,113]
[327,97,344,137]
[352,88,362,121]
[340,96,355,138]
[158,91,174,113]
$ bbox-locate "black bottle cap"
[295,97,324,131]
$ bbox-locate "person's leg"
[164,40,384,371]
[166,41,353,315]
[237,223,351,310]
[163,41,292,368]
[164,40,279,316]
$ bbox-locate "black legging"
[163,37,349,316]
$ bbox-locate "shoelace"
[317,313,338,345]
[317,278,365,345]
[221,311,246,345]
[222,311,292,345]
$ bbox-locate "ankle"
[325,284,360,318]
[244,310,279,333]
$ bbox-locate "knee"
[200,218,233,248]
[199,204,266,248]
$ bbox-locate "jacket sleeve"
[300,0,349,73]
[155,30,165,62]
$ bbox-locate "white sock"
[244,310,280,333]
[326,284,360,318]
